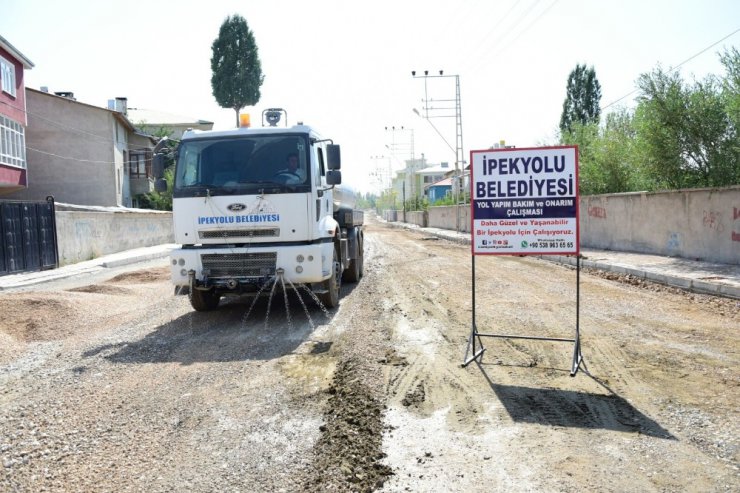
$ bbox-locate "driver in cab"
[277,152,306,183]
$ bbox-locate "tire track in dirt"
[372,217,738,492]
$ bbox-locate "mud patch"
[305,358,393,492]
[0,295,80,342]
[379,348,408,367]
[279,353,336,394]
[67,285,132,295]
[402,382,426,407]
[107,267,169,284]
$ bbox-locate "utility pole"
[370,155,388,193]
[411,70,465,232]
[385,126,415,206]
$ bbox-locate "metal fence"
[0,196,58,276]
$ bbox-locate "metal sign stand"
[463,254,587,376]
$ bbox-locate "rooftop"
[0,35,34,69]
[127,108,213,127]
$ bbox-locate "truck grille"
[199,228,280,239]
[201,252,277,278]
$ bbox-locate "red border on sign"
[469,145,579,256]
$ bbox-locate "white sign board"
[470,146,579,255]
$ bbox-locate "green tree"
[634,58,739,189]
[375,189,398,212]
[139,167,174,211]
[592,108,650,193]
[356,192,377,210]
[561,110,648,195]
[560,64,602,134]
[211,14,264,127]
[719,47,740,156]
[133,126,176,210]
[560,121,599,194]
[404,195,428,212]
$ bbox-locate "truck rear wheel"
[190,288,220,311]
[343,234,363,282]
[319,248,341,308]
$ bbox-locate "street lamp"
[412,108,456,157]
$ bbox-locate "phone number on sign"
[528,241,574,249]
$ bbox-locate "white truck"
[154,109,364,311]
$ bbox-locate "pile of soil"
[305,358,393,492]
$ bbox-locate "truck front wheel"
[319,248,341,308]
[190,288,220,311]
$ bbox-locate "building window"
[0,56,16,97]
[0,115,26,169]
[129,150,150,178]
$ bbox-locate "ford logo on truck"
[227,203,247,212]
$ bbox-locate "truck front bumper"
[170,243,334,289]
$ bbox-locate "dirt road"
[1,216,738,492]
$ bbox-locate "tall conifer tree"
[211,15,264,127]
[560,64,602,134]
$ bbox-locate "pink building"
[0,35,34,195]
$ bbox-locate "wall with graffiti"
[580,186,739,265]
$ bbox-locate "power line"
[461,0,544,72]
[489,0,560,60]
[0,99,114,144]
[601,26,740,111]
[488,0,541,50]
[0,98,160,151]
[460,0,524,69]
[26,146,122,164]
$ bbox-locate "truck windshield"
[173,134,310,196]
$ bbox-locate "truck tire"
[319,248,341,308]
[190,288,220,311]
[343,234,363,282]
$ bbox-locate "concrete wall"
[580,187,739,264]
[382,210,428,227]
[428,205,471,233]
[55,209,173,266]
[382,210,398,222]
[389,185,739,265]
[405,211,428,227]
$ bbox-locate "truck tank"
[333,184,357,212]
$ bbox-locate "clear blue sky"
[3,0,738,193]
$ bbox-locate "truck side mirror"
[152,154,166,179]
[154,178,168,193]
[327,144,341,170]
[326,170,342,185]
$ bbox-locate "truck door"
[313,144,329,224]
